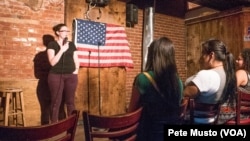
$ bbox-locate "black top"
[47,41,76,74]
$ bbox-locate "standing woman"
[235,48,250,89]
[47,23,79,123]
[34,34,66,125]
[128,37,183,141]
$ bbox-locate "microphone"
[63,37,68,45]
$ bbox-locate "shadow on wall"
[0,34,55,126]
[33,35,53,125]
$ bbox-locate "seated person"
[233,48,250,119]
[184,39,237,124]
[236,48,250,90]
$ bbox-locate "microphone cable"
[59,37,68,116]
[98,42,101,115]
[87,51,91,112]
[53,37,67,121]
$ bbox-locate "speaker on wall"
[126,4,138,27]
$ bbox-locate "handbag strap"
[143,72,164,97]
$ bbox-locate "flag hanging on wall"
[73,19,134,68]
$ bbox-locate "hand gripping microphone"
[62,37,68,45]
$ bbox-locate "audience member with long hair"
[184,39,237,124]
[128,37,183,141]
[235,48,250,90]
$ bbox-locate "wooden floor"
[45,122,108,141]
[74,122,109,141]
[75,123,85,141]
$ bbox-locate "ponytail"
[220,52,237,106]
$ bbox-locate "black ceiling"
[188,0,250,11]
[123,0,250,18]
[126,0,188,18]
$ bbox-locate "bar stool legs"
[0,88,26,126]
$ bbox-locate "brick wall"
[0,0,65,126]
[0,0,64,80]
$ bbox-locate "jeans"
[48,73,78,123]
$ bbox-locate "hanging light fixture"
[86,0,110,7]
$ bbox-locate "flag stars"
[76,20,106,46]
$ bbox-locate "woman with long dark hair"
[128,37,183,141]
[184,39,237,124]
[236,48,250,89]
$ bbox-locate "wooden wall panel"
[65,0,126,41]
[76,67,126,115]
[186,7,250,77]
[243,12,250,47]
[65,0,127,116]
[186,24,201,77]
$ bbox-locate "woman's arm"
[73,51,80,74]
[47,43,68,66]
[183,81,199,98]
[184,70,219,98]
[127,86,141,113]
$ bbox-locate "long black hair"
[145,37,181,105]
[241,48,250,72]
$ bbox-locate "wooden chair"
[189,99,221,124]
[83,107,143,141]
[225,89,250,125]
[179,97,189,124]
[0,110,80,141]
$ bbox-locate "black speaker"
[86,0,109,7]
[126,4,138,26]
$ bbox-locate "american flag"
[73,19,134,68]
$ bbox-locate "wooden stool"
[0,88,26,126]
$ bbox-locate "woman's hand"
[61,43,69,53]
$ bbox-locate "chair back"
[226,89,250,125]
[0,110,80,141]
[179,97,189,123]
[189,99,221,124]
[83,107,143,141]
